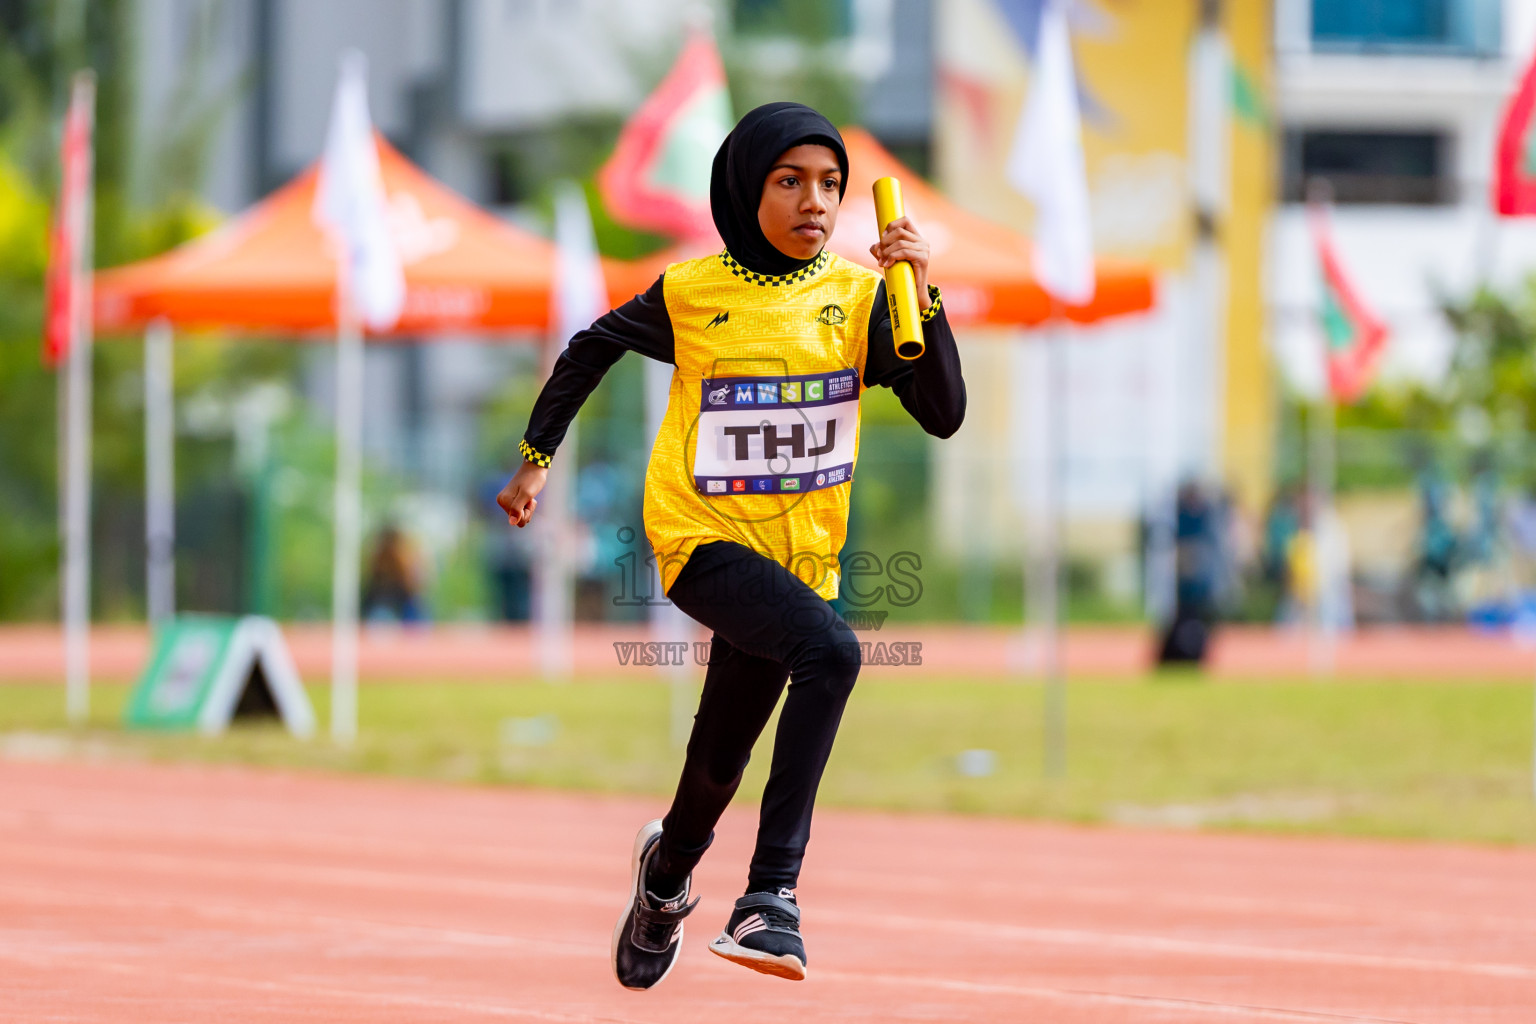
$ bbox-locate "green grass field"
[4,676,1535,844]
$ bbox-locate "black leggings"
[651,539,862,893]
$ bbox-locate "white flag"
[552,182,609,346]
[313,50,404,331]
[1006,1,1095,306]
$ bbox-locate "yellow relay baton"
[872,176,924,360]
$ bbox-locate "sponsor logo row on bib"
[707,372,857,407]
[699,464,849,495]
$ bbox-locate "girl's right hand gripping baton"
[873,176,925,360]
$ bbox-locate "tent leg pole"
[1308,397,1336,677]
[533,331,575,681]
[1042,321,1067,779]
[63,287,93,725]
[640,359,692,746]
[145,319,175,627]
[331,313,363,744]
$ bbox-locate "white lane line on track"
[6,838,1534,984]
[813,906,1536,982]
[0,884,1424,1024]
[8,791,1536,937]
[818,971,1423,1024]
[814,864,1536,936]
[7,774,1523,902]
[0,947,649,1024]
[10,807,1536,939]
[0,806,621,871]
[0,879,604,960]
[0,841,620,908]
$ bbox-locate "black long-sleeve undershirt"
[521,275,675,458]
[862,279,967,439]
[521,271,967,460]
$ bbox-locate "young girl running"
[497,102,965,989]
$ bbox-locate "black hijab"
[710,102,849,277]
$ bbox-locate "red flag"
[1494,45,1536,215]
[43,84,92,368]
[1310,204,1388,403]
[596,32,731,240]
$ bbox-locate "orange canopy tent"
[96,135,623,720]
[94,137,630,336]
[605,128,1155,327]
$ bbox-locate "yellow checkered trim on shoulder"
[718,248,832,288]
[519,438,553,467]
[920,284,943,323]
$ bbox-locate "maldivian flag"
[43,81,92,368]
[597,31,730,240]
[1494,45,1536,215]
[1310,204,1388,403]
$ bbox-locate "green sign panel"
[126,615,315,736]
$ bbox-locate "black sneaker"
[707,888,806,981]
[611,819,698,990]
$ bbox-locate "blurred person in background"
[1466,451,1501,568]
[362,524,426,625]
[1505,485,1536,573]
[1261,484,1302,618]
[1284,491,1354,631]
[1461,451,1514,613]
[480,470,534,620]
[1213,486,1249,618]
[576,460,637,619]
[1158,481,1225,665]
[1410,459,1460,621]
[496,102,965,989]
[1259,488,1296,595]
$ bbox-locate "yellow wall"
[935,0,1277,510]
[1223,0,1277,511]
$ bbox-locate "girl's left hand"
[870,216,933,309]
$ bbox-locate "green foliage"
[0,0,289,620]
[1303,277,1536,492]
[732,0,852,42]
[1440,281,1536,436]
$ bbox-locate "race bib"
[693,371,858,496]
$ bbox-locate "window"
[1310,0,1499,55]
[1282,130,1451,205]
[1314,0,1446,45]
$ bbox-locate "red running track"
[6,623,1536,683]
[2,758,1534,1023]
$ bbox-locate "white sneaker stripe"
[733,916,767,943]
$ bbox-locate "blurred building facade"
[127,0,934,619]
[132,0,929,476]
[98,0,1536,625]
[1270,0,1536,395]
[930,0,1275,617]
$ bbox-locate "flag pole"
[1307,393,1337,676]
[1304,184,1343,679]
[62,71,95,725]
[144,318,175,627]
[1042,301,1067,778]
[315,50,402,745]
[643,358,695,747]
[535,182,601,682]
[532,412,575,680]
[331,293,363,745]
[1002,0,1092,778]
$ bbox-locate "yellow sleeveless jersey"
[646,249,882,601]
